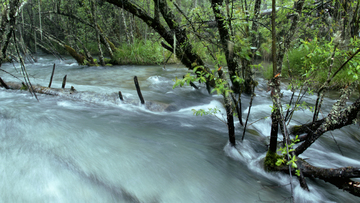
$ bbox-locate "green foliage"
[275,135,301,176]
[192,107,221,116]
[260,63,273,80]
[173,73,196,89]
[111,39,171,65]
[211,78,233,97]
[173,66,237,123]
[284,37,360,89]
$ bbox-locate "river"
[1,56,360,202]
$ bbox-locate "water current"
[1,56,360,202]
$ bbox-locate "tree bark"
[269,0,278,154]
[217,69,236,146]
[289,118,325,136]
[1,0,22,62]
[211,0,241,93]
[134,76,145,104]
[274,158,360,197]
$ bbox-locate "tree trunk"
[269,0,278,154]
[211,0,241,93]
[218,69,236,146]
[121,8,131,44]
[91,0,105,66]
[1,0,27,63]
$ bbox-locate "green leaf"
[276,159,284,166]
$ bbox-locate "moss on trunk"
[264,150,283,171]
[64,45,86,65]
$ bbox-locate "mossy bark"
[64,45,85,65]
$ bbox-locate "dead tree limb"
[62,75,67,89]
[295,96,360,156]
[48,63,56,88]
[274,159,360,197]
[119,91,124,101]
[134,76,145,104]
[289,118,325,137]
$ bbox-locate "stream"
[1,56,360,202]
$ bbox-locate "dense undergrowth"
[109,39,176,65]
[260,36,360,89]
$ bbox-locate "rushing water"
[1,56,360,202]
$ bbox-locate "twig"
[13,31,38,101]
[242,85,255,141]
[48,63,56,88]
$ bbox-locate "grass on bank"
[110,39,177,65]
[259,37,360,89]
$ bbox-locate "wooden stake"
[118,91,124,101]
[48,63,56,88]
[134,76,145,104]
[62,75,67,88]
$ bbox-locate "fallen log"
[1,81,177,112]
[272,158,360,197]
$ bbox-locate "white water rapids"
[1,56,360,202]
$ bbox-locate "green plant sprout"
[276,135,301,176]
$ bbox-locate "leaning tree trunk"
[211,0,242,93]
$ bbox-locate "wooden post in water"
[134,76,145,104]
[48,63,56,88]
[62,75,67,88]
[118,91,124,101]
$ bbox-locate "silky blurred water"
[0,56,360,202]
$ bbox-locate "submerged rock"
[145,101,177,112]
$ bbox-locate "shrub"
[283,37,360,89]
